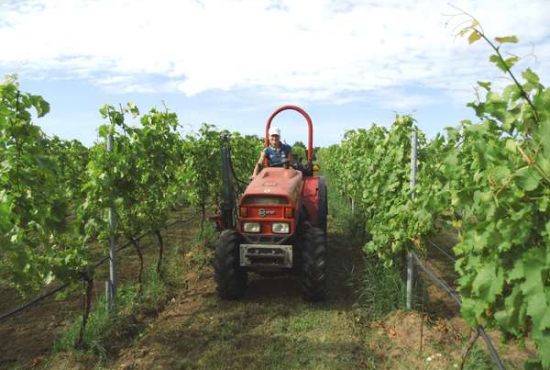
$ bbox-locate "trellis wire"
[411,251,506,370]
[428,240,457,263]
[404,129,505,370]
[0,212,198,324]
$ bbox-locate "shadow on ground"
[105,229,373,370]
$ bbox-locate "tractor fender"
[301,176,327,232]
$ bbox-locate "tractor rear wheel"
[214,230,247,300]
[302,226,326,301]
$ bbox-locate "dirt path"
[2,217,535,370]
[103,226,534,370]
[105,231,371,370]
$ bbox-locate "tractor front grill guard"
[240,244,293,268]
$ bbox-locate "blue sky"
[1,0,549,147]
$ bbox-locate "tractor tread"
[214,230,247,300]
[302,226,327,302]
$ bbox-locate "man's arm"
[251,151,266,179]
[284,145,294,167]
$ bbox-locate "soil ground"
[0,210,537,370]
[0,207,195,370]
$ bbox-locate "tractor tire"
[317,176,328,235]
[302,226,327,302]
[214,230,247,300]
[292,206,310,273]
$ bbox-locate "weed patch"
[324,173,369,245]
[54,266,169,360]
[351,255,406,320]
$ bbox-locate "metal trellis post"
[407,130,417,311]
[107,132,117,310]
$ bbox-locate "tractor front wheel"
[302,226,327,301]
[214,230,247,300]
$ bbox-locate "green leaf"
[477,81,491,91]
[488,165,511,183]
[469,31,482,44]
[536,157,550,178]
[472,263,503,303]
[509,259,525,281]
[489,55,519,72]
[98,125,109,138]
[494,35,519,44]
[538,197,549,213]
[489,55,501,68]
[515,167,540,191]
[537,120,550,155]
[523,68,540,85]
[505,139,517,153]
[532,330,550,368]
[504,56,519,70]
[31,95,50,118]
[461,297,486,325]
[458,27,470,37]
[497,286,525,334]
[99,104,111,118]
[127,102,140,118]
[0,198,12,232]
[527,292,550,331]
[521,251,545,296]
[503,84,522,101]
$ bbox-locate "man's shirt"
[264,144,292,165]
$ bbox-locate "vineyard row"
[319,30,550,368]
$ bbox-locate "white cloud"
[1,0,549,106]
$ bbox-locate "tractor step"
[240,244,293,268]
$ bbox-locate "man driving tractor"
[216,105,327,302]
[251,126,294,180]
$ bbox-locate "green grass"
[141,265,168,305]
[193,219,218,249]
[54,265,168,359]
[463,347,495,370]
[286,310,325,333]
[323,166,370,245]
[54,283,136,358]
[347,254,406,320]
[328,196,369,245]
[163,244,185,286]
[462,346,518,370]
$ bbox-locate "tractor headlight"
[243,222,260,233]
[272,222,290,234]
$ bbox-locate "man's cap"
[269,126,281,137]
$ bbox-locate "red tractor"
[215,105,327,301]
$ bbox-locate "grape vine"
[0,79,262,347]
[321,25,550,368]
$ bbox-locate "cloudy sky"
[1,0,549,147]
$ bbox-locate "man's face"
[269,134,280,147]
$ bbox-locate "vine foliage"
[321,25,550,368]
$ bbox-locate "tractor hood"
[243,168,303,204]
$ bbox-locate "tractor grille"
[240,244,293,268]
